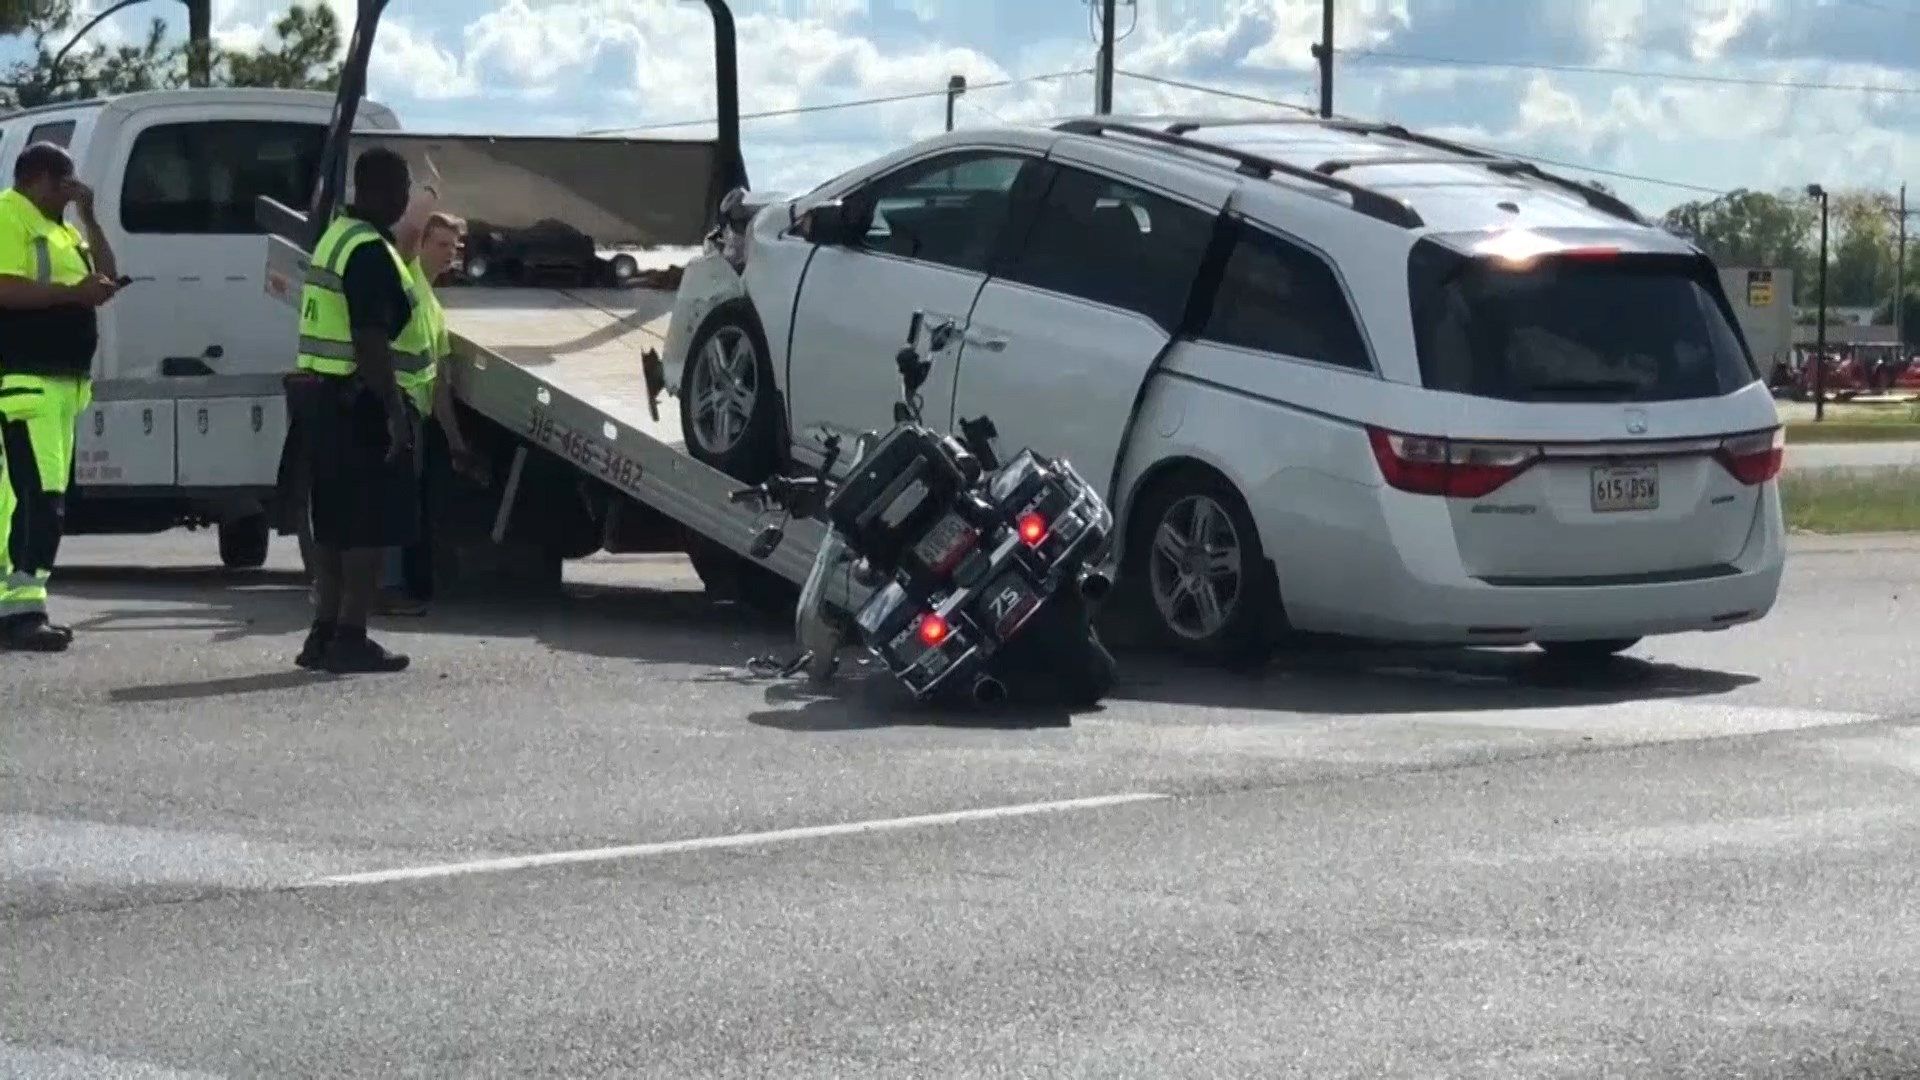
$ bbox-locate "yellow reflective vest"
[0,187,98,377]
[395,256,449,416]
[295,215,433,381]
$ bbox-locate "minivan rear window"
[1408,241,1759,403]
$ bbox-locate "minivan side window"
[121,120,326,235]
[850,151,1032,273]
[1199,223,1372,371]
[997,165,1214,331]
[26,121,76,148]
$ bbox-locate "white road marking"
[0,1043,228,1079]
[314,793,1170,887]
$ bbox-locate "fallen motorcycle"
[730,313,1118,708]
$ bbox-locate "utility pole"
[1094,0,1116,115]
[944,74,966,132]
[1808,184,1830,423]
[185,0,211,87]
[1312,0,1334,118]
[1895,183,1911,364]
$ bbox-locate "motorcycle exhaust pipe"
[972,674,1009,706]
[1078,569,1113,601]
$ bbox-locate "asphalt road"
[3,531,1917,1078]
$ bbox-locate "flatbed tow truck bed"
[437,285,832,593]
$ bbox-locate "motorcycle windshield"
[348,131,723,249]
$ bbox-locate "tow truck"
[260,0,847,610]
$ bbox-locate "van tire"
[218,513,271,570]
[680,301,780,484]
[1121,466,1275,667]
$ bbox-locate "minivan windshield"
[1409,246,1760,403]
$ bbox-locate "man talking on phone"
[0,143,121,653]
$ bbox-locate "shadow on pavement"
[737,674,1081,732]
[109,671,323,704]
[1113,644,1758,716]
[58,563,1759,716]
[58,566,313,644]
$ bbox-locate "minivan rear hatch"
[1377,228,1781,584]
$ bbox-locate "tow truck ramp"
[264,230,834,595]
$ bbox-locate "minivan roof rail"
[1053,118,1423,229]
[1166,116,1645,225]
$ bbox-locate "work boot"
[2,615,71,653]
[323,627,410,674]
[295,620,336,670]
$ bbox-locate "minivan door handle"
[963,329,1008,352]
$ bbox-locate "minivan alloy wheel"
[690,327,759,455]
[1148,494,1244,640]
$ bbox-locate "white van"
[662,117,1788,661]
[0,89,399,566]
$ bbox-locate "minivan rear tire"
[1537,638,1640,662]
[1122,467,1275,667]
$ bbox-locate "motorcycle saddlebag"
[825,424,966,565]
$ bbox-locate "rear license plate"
[978,573,1041,638]
[1590,464,1659,513]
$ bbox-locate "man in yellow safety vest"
[284,147,425,673]
[0,143,123,653]
[378,209,476,616]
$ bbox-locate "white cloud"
[25,0,1910,214]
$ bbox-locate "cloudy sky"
[9,0,1916,214]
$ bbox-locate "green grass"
[1780,468,1920,534]
[1782,401,1920,444]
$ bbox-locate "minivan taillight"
[1367,428,1541,498]
[1714,428,1785,485]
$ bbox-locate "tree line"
[1,0,341,109]
[1660,188,1916,342]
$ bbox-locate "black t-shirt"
[339,216,412,340]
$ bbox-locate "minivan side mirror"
[797,199,862,246]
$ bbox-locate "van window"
[998,165,1213,330]
[1199,223,1371,370]
[26,121,76,148]
[121,120,325,234]
[852,151,1032,273]
[1408,240,1759,403]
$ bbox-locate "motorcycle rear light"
[1714,428,1785,485]
[1017,512,1048,545]
[916,613,950,646]
[1367,428,1541,498]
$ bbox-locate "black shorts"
[284,374,421,551]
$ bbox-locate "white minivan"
[663,115,1787,661]
[0,89,399,565]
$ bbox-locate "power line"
[1112,70,1730,197]
[584,68,1092,135]
[1336,48,1920,96]
[1833,0,1920,16]
[1115,69,1318,113]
